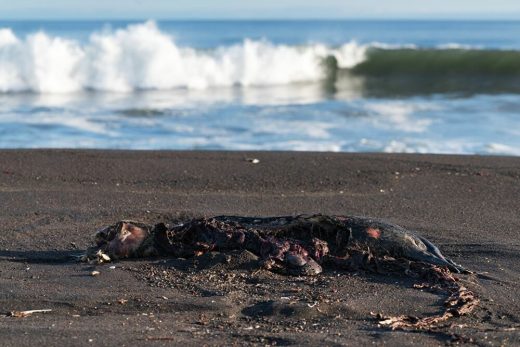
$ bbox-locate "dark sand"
[0,150,519,346]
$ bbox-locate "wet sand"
[0,150,519,346]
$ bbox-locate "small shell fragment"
[83,249,112,264]
[96,250,111,263]
[90,271,100,276]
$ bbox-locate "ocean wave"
[351,48,520,76]
[1,21,520,94]
[0,21,367,93]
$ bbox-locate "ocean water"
[0,20,520,154]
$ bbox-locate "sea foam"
[0,21,368,93]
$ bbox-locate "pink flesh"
[366,227,381,239]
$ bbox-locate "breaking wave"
[2,20,520,94]
[0,21,366,93]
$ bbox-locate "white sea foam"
[436,43,482,50]
[0,28,18,46]
[253,119,334,139]
[364,102,436,133]
[351,136,494,155]
[484,143,520,156]
[0,21,372,93]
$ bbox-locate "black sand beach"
[0,150,519,346]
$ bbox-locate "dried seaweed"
[376,264,479,331]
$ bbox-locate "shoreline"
[0,150,519,345]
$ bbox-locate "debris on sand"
[375,265,479,331]
[82,214,479,330]
[7,309,52,318]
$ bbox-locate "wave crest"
[0,21,367,93]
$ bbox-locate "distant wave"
[345,47,520,96]
[1,21,520,94]
[351,48,520,76]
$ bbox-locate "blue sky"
[1,0,519,20]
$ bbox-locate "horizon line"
[2,17,520,21]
